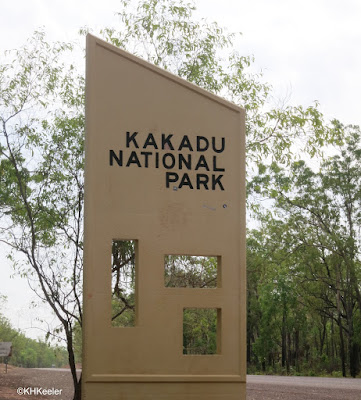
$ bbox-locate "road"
[2,366,360,400]
[247,375,361,400]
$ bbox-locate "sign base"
[83,382,246,399]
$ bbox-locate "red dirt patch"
[0,364,76,400]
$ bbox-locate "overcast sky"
[1,0,361,340]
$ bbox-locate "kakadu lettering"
[109,131,226,191]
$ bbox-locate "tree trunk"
[294,329,300,372]
[338,316,346,377]
[320,319,326,356]
[281,310,286,368]
[66,329,81,400]
[247,333,251,365]
[350,342,360,378]
[73,376,82,400]
[286,332,291,373]
[331,318,335,361]
[247,293,252,365]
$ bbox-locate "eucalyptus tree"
[247,223,309,374]
[251,125,361,376]
[98,0,330,165]
[0,32,84,398]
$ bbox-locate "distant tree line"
[0,312,68,368]
[247,127,361,377]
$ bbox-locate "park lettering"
[109,131,226,191]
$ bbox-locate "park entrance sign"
[83,34,246,399]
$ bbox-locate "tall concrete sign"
[83,34,246,399]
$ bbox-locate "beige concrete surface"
[83,34,246,399]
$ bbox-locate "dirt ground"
[0,365,75,400]
[1,365,361,400]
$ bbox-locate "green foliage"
[248,126,361,376]
[165,255,217,288]
[111,240,136,327]
[0,313,68,368]
[101,0,235,91]
[0,29,83,398]
[93,0,336,165]
[111,296,136,327]
[72,321,82,363]
[183,308,217,355]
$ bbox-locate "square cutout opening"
[183,308,221,355]
[111,239,137,327]
[165,255,220,288]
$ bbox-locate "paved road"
[247,375,361,400]
[28,371,361,400]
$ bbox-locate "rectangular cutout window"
[111,239,137,327]
[164,255,220,288]
[183,308,221,355]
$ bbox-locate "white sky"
[1,0,361,340]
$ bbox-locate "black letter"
[213,156,225,172]
[162,153,176,169]
[166,172,179,188]
[195,155,210,171]
[109,150,122,166]
[126,151,141,167]
[179,173,194,189]
[162,134,174,150]
[141,152,152,168]
[212,174,225,190]
[178,135,193,151]
[126,132,139,148]
[143,133,158,149]
[197,174,209,190]
[197,136,209,152]
[212,137,225,153]
[178,154,192,170]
